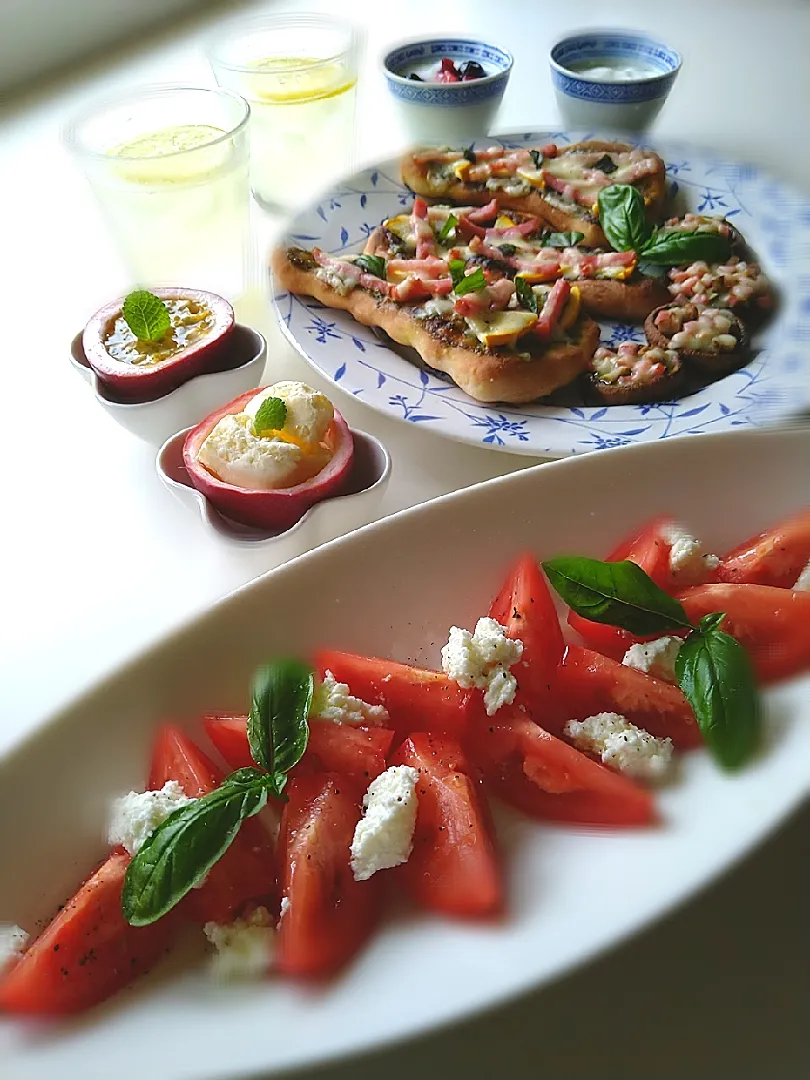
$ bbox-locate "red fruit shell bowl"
[82,288,235,403]
[182,390,356,531]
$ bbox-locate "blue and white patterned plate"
[271,132,810,456]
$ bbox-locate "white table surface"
[1,1,808,1077]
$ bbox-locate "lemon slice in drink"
[245,57,356,104]
[108,124,232,185]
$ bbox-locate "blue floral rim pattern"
[271,131,810,458]
[551,32,680,103]
[384,38,511,106]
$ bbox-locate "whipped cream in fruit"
[184,382,355,530]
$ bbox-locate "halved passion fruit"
[183,389,355,531]
[82,288,235,402]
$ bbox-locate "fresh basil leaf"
[529,149,542,169]
[597,184,651,253]
[248,659,314,787]
[463,144,477,163]
[252,396,287,434]
[452,266,487,296]
[122,768,270,926]
[515,276,538,313]
[121,290,171,343]
[497,243,517,258]
[639,229,732,266]
[542,556,694,636]
[543,231,585,248]
[449,259,466,288]
[438,213,458,243]
[637,260,669,278]
[593,153,618,175]
[675,618,761,769]
[353,253,387,279]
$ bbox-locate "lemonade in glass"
[67,87,253,302]
[208,14,361,211]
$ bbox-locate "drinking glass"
[208,13,361,212]
[66,86,253,302]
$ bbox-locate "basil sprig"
[353,253,387,279]
[542,556,693,636]
[497,243,517,258]
[463,144,477,164]
[438,213,458,243]
[529,149,542,168]
[542,555,762,768]
[122,768,271,926]
[121,290,171,342]
[247,659,314,794]
[450,260,487,295]
[515,276,538,314]
[675,614,761,769]
[543,231,585,249]
[597,185,650,254]
[597,184,732,267]
[123,658,314,926]
[593,153,618,175]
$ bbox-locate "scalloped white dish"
[2,427,809,1080]
[69,325,267,445]
[271,130,810,457]
[156,423,391,545]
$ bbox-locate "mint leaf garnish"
[121,290,172,342]
[253,396,287,435]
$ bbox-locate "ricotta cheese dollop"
[203,906,275,980]
[622,636,682,684]
[310,669,389,725]
[350,765,419,881]
[441,616,523,715]
[0,924,29,972]
[564,712,674,784]
[107,780,194,856]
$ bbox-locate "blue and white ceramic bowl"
[383,37,513,145]
[550,31,681,133]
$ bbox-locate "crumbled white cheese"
[197,413,306,491]
[565,712,674,784]
[441,616,523,715]
[243,381,334,444]
[107,780,194,856]
[793,559,810,591]
[622,636,682,684]
[662,522,720,585]
[315,266,357,296]
[309,669,389,725]
[0,925,28,971]
[203,906,275,980]
[350,765,419,881]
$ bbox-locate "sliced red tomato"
[467,709,654,827]
[566,516,675,658]
[679,582,810,683]
[390,733,502,917]
[314,650,475,736]
[716,509,810,588]
[557,645,702,748]
[203,714,394,782]
[487,552,566,730]
[0,852,174,1015]
[276,773,380,977]
[149,725,275,924]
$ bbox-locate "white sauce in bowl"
[568,59,661,82]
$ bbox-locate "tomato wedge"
[276,773,381,977]
[679,582,810,683]
[203,714,394,782]
[390,734,502,917]
[149,725,275,924]
[0,852,174,1015]
[488,552,566,729]
[314,650,474,736]
[467,709,654,827]
[557,645,702,748]
[716,509,810,588]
